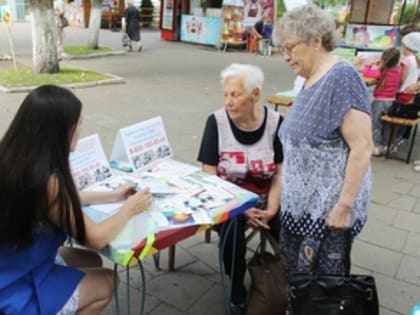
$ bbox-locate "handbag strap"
[312,229,352,275]
[258,230,281,257]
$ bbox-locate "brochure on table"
[69,118,258,265]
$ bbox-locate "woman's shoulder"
[331,61,358,75]
[327,61,363,87]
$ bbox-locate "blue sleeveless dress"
[0,229,84,314]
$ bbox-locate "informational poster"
[161,0,174,30]
[345,23,399,49]
[180,15,222,46]
[69,134,113,190]
[110,116,173,172]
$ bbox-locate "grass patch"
[64,46,113,55]
[0,65,111,87]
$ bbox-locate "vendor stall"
[161,0,274,48]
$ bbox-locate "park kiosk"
[159,0,274,49]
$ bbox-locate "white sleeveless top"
[214,106,280,197]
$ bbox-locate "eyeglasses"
[279,40,305,56]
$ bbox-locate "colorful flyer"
[110,116,173,172]
[69,134,112,190]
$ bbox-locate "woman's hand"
[325,203,351,230]
[244,208,274,230]
[110,184,137,202]
[404,82,420,94]
[353,57,365,71]
[123,188,153,215]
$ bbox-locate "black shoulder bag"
[388,101,420,119]
[288,231,379,315]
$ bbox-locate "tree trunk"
[87,0,102,49]
[29,0,59,74]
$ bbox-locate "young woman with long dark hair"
[0,85,152,314]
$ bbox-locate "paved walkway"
[1,23,420,315]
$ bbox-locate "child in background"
[393,32,420,150]
[362,47,402,156]
[399,32,420,101]
[261,17,273,57]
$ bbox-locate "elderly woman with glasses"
[198,63,283,315]
[275,4,373,282]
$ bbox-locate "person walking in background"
[261,17,273,57]
[0,85,153,314]
[198,63,283,315]
[361,48,402,156]
[275,4,372,312]
[125,1,143,52]
[54,0,65,59]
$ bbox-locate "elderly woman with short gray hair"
[198,63,283,315]
[275,4,373,281]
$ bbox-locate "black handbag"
[246,231,287,315]
[388,101,420,119]
[288,231,379,315]
[60,15,69,28]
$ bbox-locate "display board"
[180,14,222,46]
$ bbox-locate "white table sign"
[110,116,173,172]
[69,134,112,190]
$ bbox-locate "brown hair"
[377,47,400,88]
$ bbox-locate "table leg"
[126,265,131,315]
[114,264,120,315]
[385,123,396,159]
[205,229,212,243]
[136,257,147,315]
[168,245,176,271]
[152,252,161,270]
[219,218,238,315]
[407,124,418,163]
[113,260,146,315]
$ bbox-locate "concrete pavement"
[1,23,420,315]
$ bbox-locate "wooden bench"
[381,115,420,163]
[264,95,294,111]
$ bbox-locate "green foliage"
[276,0,286,18]
[140,0,154,9]
[0,66,110,87]
[400,4,417,24]
[313,0,349,7]
[64,46,113,55]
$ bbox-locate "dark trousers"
[217,213,281,305]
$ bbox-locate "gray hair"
[220,63,264,92]
[275,4,336,52]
